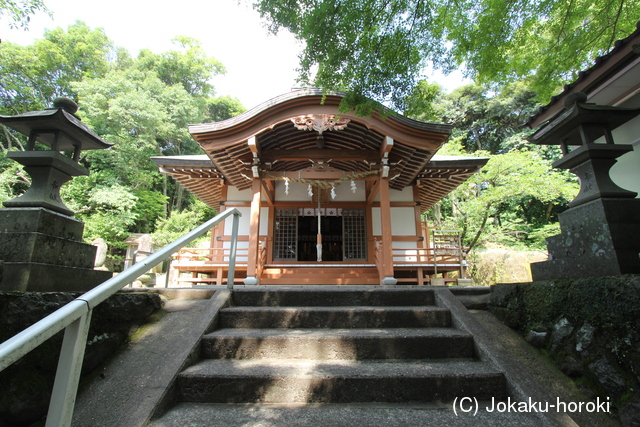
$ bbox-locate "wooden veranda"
[170,228,468,286]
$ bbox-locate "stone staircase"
[174,287,506,405]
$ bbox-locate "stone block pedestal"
[0,207,112,291]
[531,198,640,280]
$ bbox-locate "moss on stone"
[489,275,640,424]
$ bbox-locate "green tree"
[0,0,49,30]
[206,95,247,122]
[403,80,442,122]
[254,0,639,109]
[1,23,243,264]
[73,182,139,254]
[135,36,225,97]
[0,21,113,115]
[428,140,578,251]
[0,151,28,201]
[435,82,540,154]
[151,209,203,247]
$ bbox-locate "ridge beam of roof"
[261,148,378,164]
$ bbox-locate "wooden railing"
[375,242,468,284]
[173,242,266,285]
[390,247,464,265]
[176,247,250,264]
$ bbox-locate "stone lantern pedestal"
[0,98,113,291]
[0,208,112,291]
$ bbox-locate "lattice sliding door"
[343,209,366,260]
[273,209,297,260]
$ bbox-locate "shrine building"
[152,89,488,286]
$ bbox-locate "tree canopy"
[409,82,578,250]
[0,22,245,266]
[253,0,640,110]
[0,0,48,31]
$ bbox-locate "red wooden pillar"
[244,177,262,285]
[379,175,397,285]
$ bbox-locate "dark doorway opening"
[297,216,343,261]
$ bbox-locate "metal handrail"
[0,208,242,427]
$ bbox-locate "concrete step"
[201,328,475,360]
[148,401,547,427]
[176,359,506,404]
[218,306,451,329]
[230,288,436,307]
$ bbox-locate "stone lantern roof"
[0,97,112,152]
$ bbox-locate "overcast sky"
[0,0,468,110]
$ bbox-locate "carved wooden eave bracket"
[291,114,351,134]
[291,114,351,151]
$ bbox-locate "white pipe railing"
[0,208,242,427]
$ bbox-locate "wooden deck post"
[379,175,397,285]
[244,177,262,285]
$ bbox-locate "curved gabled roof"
[189,89,453,192]
[154,90,488,214]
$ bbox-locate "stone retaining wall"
[489,275,640,426]
[0,291,162,426]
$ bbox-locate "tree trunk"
[467,203,492,251]
[162,175,168,219]
[2,124,25,152]
[173,184,184,212]
[472,127,482,151]
[545,202,554,223]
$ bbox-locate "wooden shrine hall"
[152,89,488,285]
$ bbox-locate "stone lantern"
[0,98,113,291]
[529,93,640,280]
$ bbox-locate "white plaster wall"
[390,187,414,202]
[224,207,251,235]
[372,207,381,235]
[222,207,269,236]
[273,180,367,202]
[373,186,414,202]
[390,207,417,235]
[260,207,269,235]
[331,180,366,201]
[371,207,416,236]
[222,240,248,262]
[274,180,311,201]
[227,187,252,201]
[226,186,269,202]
